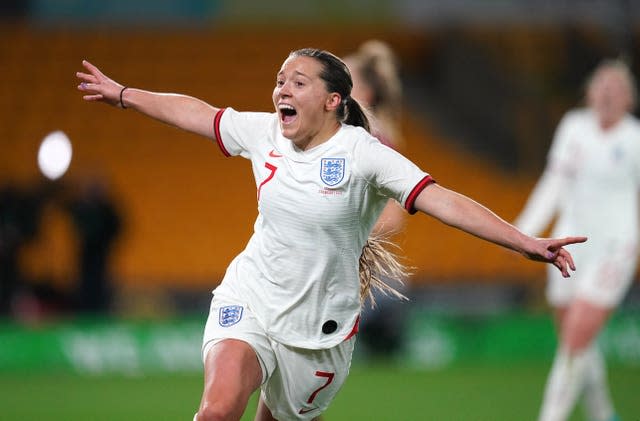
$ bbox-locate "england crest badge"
[320,158,345,187]
[219,305,244,327]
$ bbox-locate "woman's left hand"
[521,236,587,278]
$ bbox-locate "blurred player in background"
[344,39,405,235]
[515,59,639,421]
[344,40,409,359]
[77,48,585,421]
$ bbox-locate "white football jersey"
[516,109,640,307]
[211,108,432,349]
[549,109,640,242]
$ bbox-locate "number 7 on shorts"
[298,371,334,414]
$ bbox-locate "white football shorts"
[546,238,638,308]
[202,291,356,420]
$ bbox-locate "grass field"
[1,361,637,420]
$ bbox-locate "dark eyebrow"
[293,70,312,79]
[276,70,312,80]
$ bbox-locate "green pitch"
[0,362,637,420]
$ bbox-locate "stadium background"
[0,1,639,420]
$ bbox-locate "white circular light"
[38,131,73,180]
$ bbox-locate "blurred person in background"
[0,181,59,320]
[343,40,409,359]
[515,59,639,421]
[66,177,121,315]
[344,39,406,235]
[0,185,29,317]
[77,48,584,421]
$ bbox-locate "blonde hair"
[351,40,402,117]
[358,234,411,308]
[345,40,404,147]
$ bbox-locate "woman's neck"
[293,121,341,151]
[598,114,624,131]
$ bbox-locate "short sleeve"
[352,136,432,214]
[213,107,275,159]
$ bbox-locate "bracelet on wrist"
[119,87,129,109]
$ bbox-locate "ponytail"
[342,96,371,132]
[290,48,372,132]
[358,233,411,308]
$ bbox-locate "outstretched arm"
[413,183,586,277]
[76,60,219,140]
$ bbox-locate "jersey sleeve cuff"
[213,108,231,157]
[404,175,436,215]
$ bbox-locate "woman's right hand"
[76,60,126,108]
[76,59,219,139]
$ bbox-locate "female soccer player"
[77,48,585,421]
[515,59,639,421]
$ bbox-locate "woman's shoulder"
[562,108,591,123]
[553,108,595,135]
[224,107,277,122]
[339,124,381,147]
[337,125,409,173]
[221,108,279,138]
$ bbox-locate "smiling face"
[587,64,635,129]
[272,55,342,150]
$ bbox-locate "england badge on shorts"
[320,158,345,186]
[219,305,243,327]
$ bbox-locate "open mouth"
[279,104,298,124]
